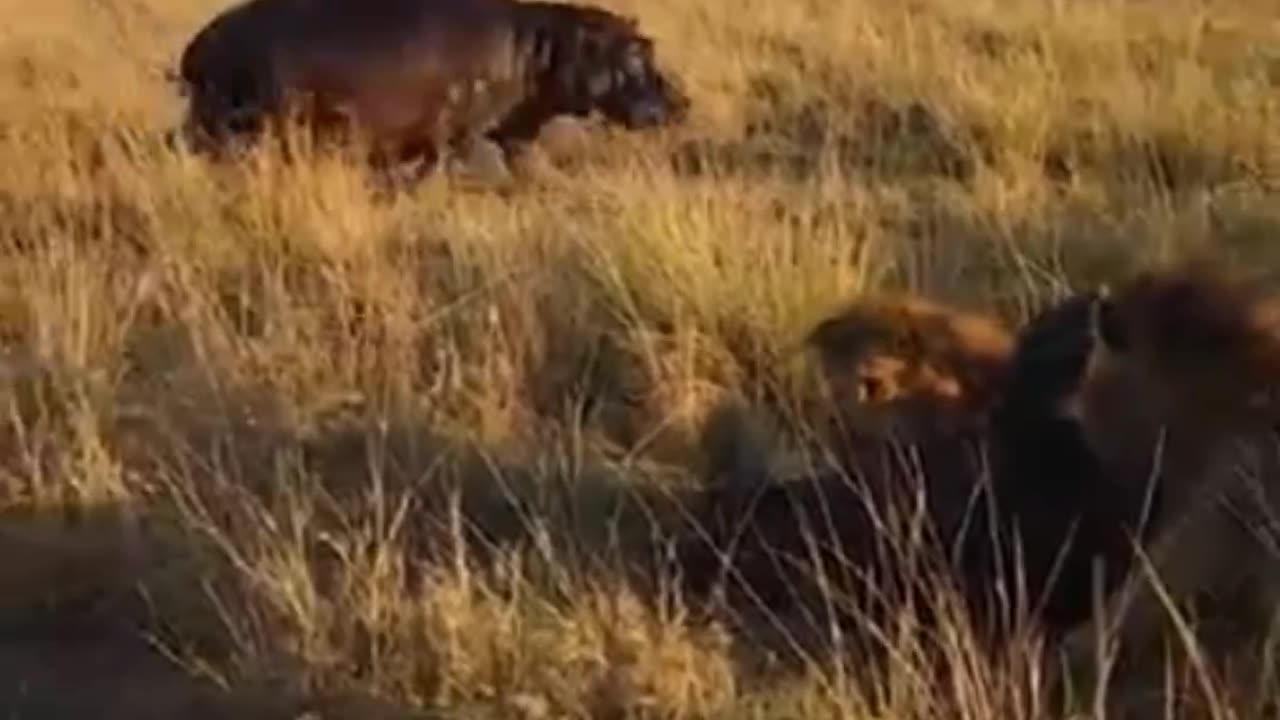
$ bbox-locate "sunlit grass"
[0,0,1275,715]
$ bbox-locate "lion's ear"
[1055,392,1085,422]
[804,315,845,352]
[1082,292,1124,389]
[1086,293,1104,348]
[1089,289,1129,355]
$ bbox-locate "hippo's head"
[581,34,689,129]
[540,6,690,129]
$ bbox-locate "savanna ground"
[0,0,1277,717]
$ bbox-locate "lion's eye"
[857,376,887,402]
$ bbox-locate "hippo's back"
[180,0,524,96]
[178,0,536,150]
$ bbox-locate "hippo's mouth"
[618,98,674,128]
[609,86,690,129]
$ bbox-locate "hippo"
[174,0,690,175]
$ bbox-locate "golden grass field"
[0,0,1277,716]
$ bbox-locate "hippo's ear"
[573,24,605,56]
[157,66,189,96]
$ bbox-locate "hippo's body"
[176,0,689,171]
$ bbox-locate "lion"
[798,294,1024,593]
[803,294,1016,441]
[795,297,1014,592]
[679,291,1150,662]
[1059,263,1280,716]
[801,292,1148,642]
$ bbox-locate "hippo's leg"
[186,67,284,154]
[364,139,444,192]
[179,100,267,160]
[489,134,534,166]
[458,140,513,183]
[487,133,564,180]
[448,134,513,185]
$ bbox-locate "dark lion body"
[680,293,1155,662]
[1059,265,1280,715]
[975,292,1157,642]
[176,0,689,171]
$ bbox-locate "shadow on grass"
[0,502,439,719]
[95,366,1045,710]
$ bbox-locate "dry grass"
[0,0,1277,716]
